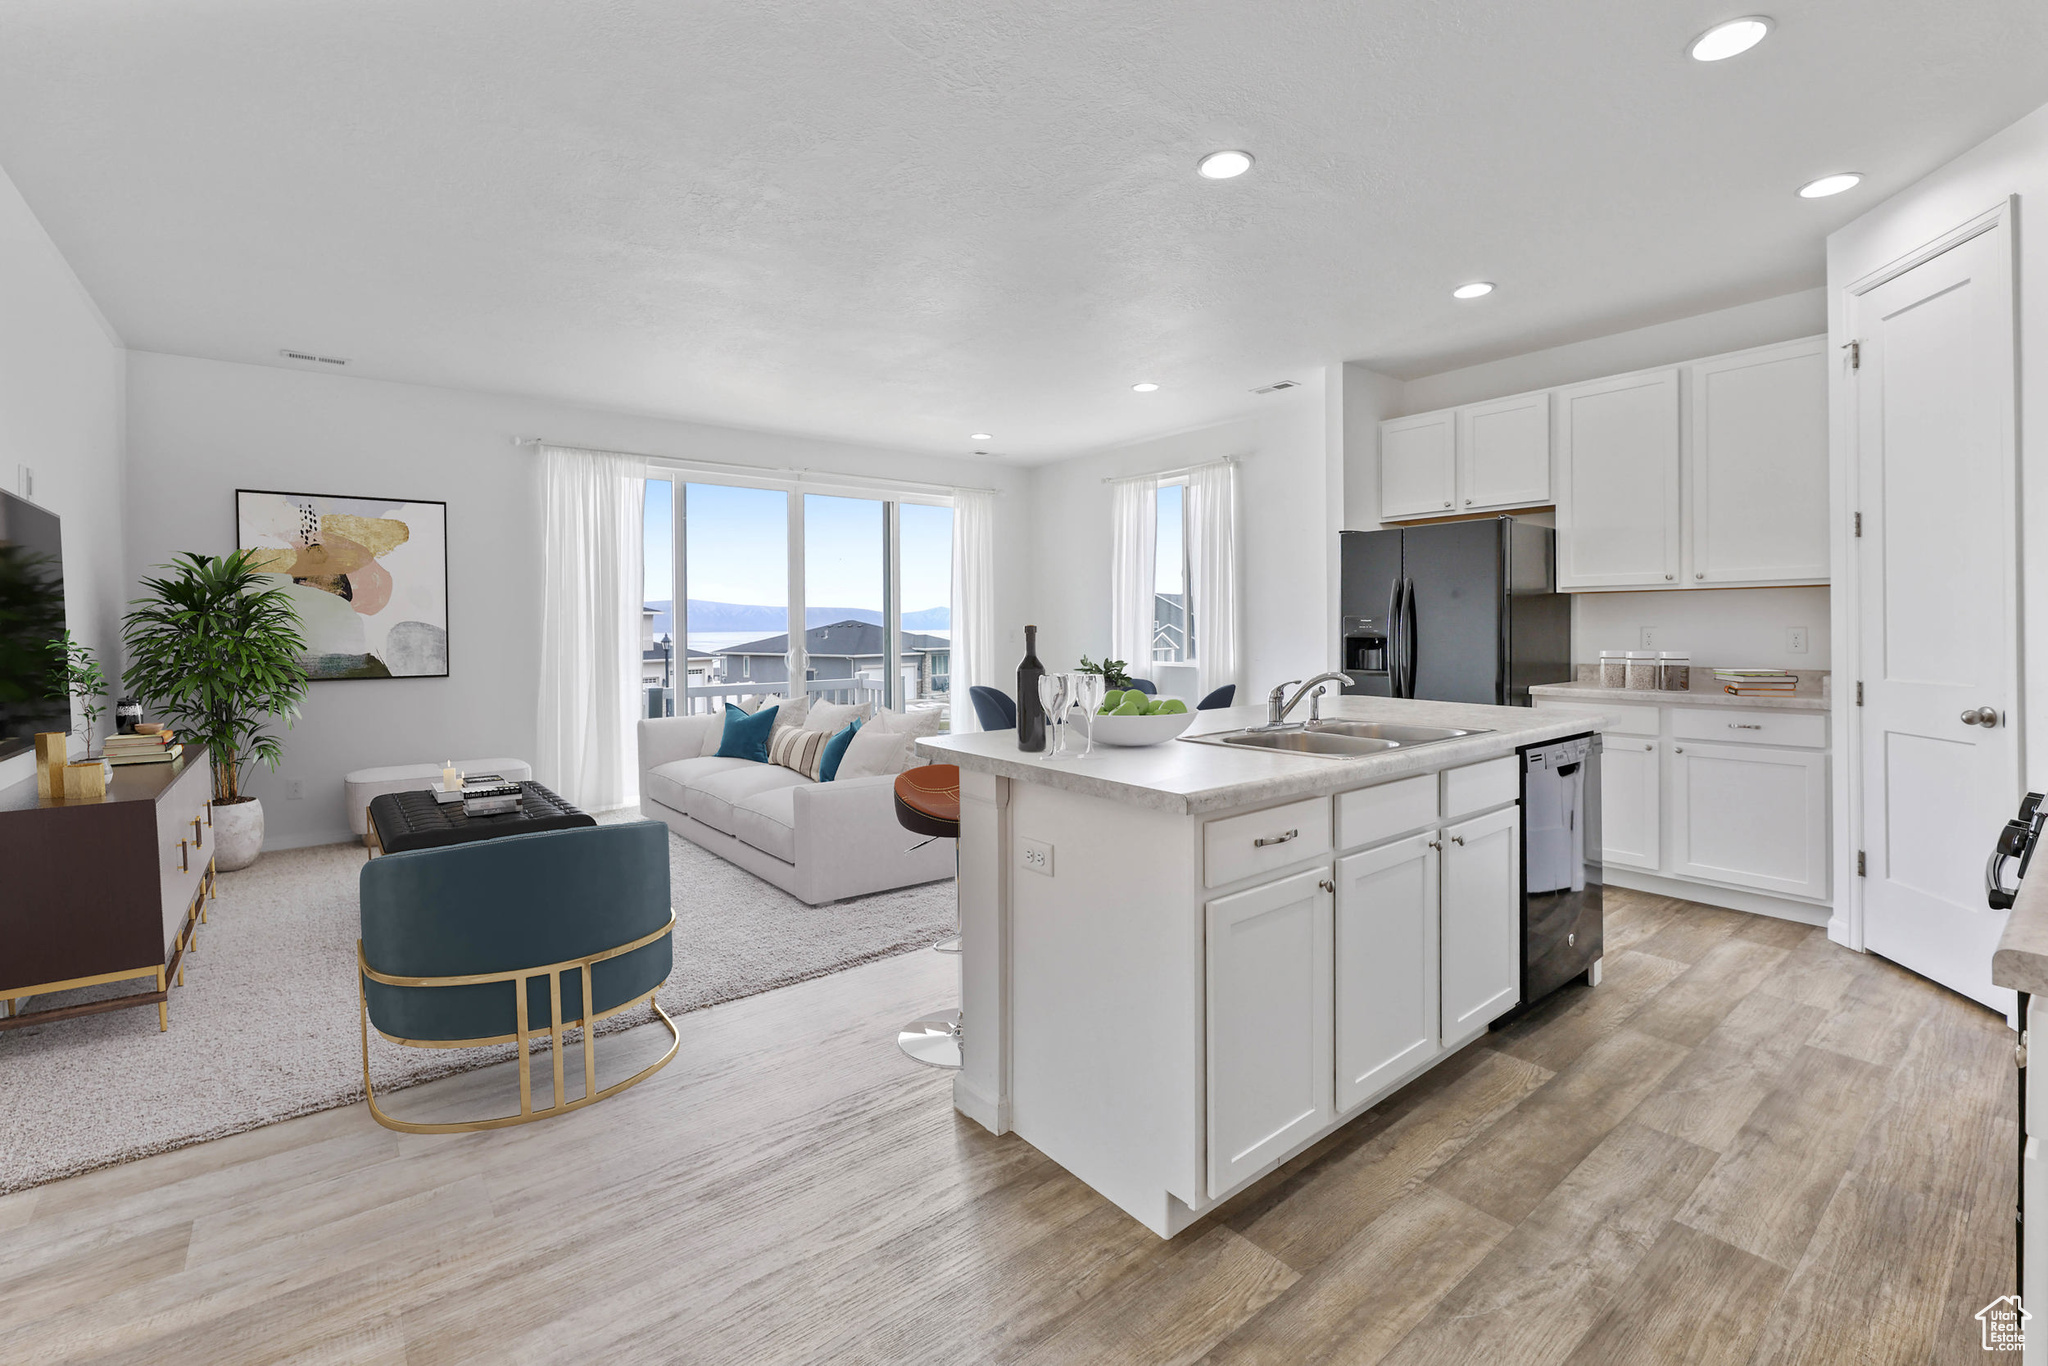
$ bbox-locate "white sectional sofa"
[636,709,955,904]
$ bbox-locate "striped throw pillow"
[769,723,832,781]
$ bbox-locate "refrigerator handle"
[1386,579,1405,696]
[1401,578,1418,699]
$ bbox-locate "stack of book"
[461,781,523,818]
[103,730,184,766]
[1712,669,1800,697]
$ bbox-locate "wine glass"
[1037,673,1071,761]
[1069,673,1103,757]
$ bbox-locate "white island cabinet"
[919,699,1601,1238]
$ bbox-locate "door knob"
[1962,707,2001,728]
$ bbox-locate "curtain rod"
[1100,453,1247,485]
[510,436,998,497]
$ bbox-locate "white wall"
[1571,587,1831,672]
[0,164,126,792]
[124,352,1032,848]
[1029,374,1333,700]
[1826,99,2048,789]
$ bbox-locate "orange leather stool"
[893,765,961,841]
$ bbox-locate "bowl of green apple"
[1086,689,1196,746]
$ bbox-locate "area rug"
[0,813,955,1193]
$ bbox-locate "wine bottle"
[1017,625,1046,752]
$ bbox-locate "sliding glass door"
[640,477,951,719]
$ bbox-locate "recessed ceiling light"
[1688,16,1772,62]
[1131,382,1160,393]
[1452,281,1495,300]
[1196,150,1254,180]
[1798,172,1863,199]
[969,433,992,441]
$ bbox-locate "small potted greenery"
[47,629,109,760]
[123,551,308,871]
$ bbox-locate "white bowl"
[1086,708,1196,747]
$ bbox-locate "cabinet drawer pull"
[193,816,204,847]
[205,803,213,827]
[1253,829,1299,848]
[1450,834,1465,845]
[1319,878,1335,894]
[178,839,189,873]
[1428,839,1443,851]
[1674,746,1684,754]
[1729,723,1762,730]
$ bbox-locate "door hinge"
[1842,339,1861,370]
[1856,681,1864,706]
[1857,850,1867,877]
[1854,511,1862,538]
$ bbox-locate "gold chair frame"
[356,914,679,1134]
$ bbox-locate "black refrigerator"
[1339,517,1570,705]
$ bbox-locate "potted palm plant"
[123,551,308,871]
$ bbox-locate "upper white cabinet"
[1688,337,1830,585]
[1380,392,1550,522]
[1458,391,1552,511]
[1380,411,1457,520]
[1554,368,1683,589]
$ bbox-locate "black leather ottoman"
[366,782,596,856]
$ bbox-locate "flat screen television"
[0,489,68,762]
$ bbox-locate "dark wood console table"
[0,751,217,1032]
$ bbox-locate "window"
[900,503,954,702]
[1153,480,1193,663]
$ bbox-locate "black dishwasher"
[1516,733,1603,1011]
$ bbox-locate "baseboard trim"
[952,1075,1009,1135]
[1607,868,1831,926]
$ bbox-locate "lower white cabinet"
[1668,741,1829,901]
[1600,736,1661,872]
[1440,805,1523,1043]
[1205,867,1334,1196]
[1334,833,1441,1113]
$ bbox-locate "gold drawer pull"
[193,816,204,848]
[178,839,189,873]
[1253,829,1299,848]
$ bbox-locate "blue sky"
[643,480,951,613]
[1157,482,1184,595]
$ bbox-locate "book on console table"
[460,781,522,817]
[108,743,184,766]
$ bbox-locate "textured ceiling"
[1,1,2044,461]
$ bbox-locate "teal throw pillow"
[818,718,861,782]
[715,702,779,762]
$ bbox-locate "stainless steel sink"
[1182,721,1490,759]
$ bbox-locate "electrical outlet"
[1787,627,1809,655]
[284,779,304,800]
[1639,627,1656,649]
[1020,838,1053,877]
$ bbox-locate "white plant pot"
[212,797,265,872]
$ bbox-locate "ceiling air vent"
[278,349,350,366]
[1251,379,1299,394]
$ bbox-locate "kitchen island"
[916,694,1606,1237]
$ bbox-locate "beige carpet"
[0,814,955,1193]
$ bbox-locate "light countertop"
[917,696,1605,816]
[1531,677,1830,714]
[1994,872,2048,996]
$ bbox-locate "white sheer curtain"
[536,444,646,810]
[949,489,997,732]
[1187,460,1240,702]
[1109,475,1157,682]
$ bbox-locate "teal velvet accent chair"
[357,821,678,1133]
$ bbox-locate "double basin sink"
[1181,719,1489,759]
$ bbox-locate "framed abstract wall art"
[235,489,449,680]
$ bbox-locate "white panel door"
[1334,834,1440,1114]
[1553,369,1682,589]
[1668,741,1829,900]
[1852,222,2019,1011]
[1457,391,1551,512]
[1689,337,1830,585]
[1206,867,1334,1197]
[1601,737,1662,872]
[1440,805,1521,1043]
[1380,411,1456,521]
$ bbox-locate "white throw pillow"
[836,724,915,779]
[769,693,811,732]
[867,706,948,739]
[804,699,875,734]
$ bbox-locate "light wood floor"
[0,890,2015,1365]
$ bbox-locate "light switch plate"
[16,464,33,499]
[1787,627,1809,654]
[1020,838,1053,876]
[284,779,304,800]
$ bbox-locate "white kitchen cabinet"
[1439,804,1522,1044]
[1689,337,1829,585]
[1379,411,1457,520]
[1668,740,1829,902]
[1600,736,1662,872]
[1334,834,1441,1114]
[1554,368,1682,589]
[1205,866,1334,1197]
[1458,390,1551,511]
